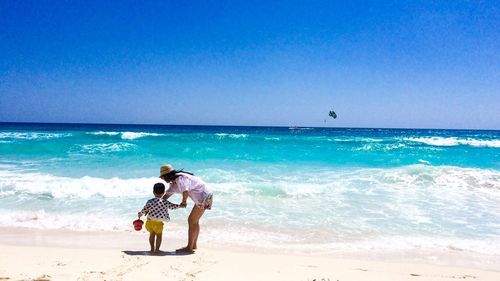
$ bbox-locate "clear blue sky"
[1,1,499,129]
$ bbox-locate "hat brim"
[159,170,175,178]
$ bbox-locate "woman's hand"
[180,201,187,208]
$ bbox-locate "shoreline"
[1,227,499,281]
[2,227,499,271]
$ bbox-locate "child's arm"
[138,200,151,218]
[163,200,181,209]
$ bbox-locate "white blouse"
[166,173,210,204]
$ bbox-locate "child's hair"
[153,182,165,194]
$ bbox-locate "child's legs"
[155,233,162,252]
[149,232,155,251]
[146,220,164,252]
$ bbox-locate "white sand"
[0,228,499,281]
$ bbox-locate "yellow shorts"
[145,219,164,234]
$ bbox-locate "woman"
[160,164,212,253]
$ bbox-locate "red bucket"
[133,219,143,231]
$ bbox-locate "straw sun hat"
[159,164,175,178]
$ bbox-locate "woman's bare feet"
[176,246,194,253]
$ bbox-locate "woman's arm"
[180,191,189,207]
[162,183,175,200]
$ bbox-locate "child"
[138,182,183,254]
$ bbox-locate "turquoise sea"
[1,122,499,257]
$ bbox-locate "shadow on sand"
[122,250,194,256]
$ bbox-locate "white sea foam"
[0,209,120,231]
[353,143,405,151]
[121,132,162,140]
[229,134,248,139]
[87,131,163,140]
[1,165,500,257]
[318,236,500,256]
[214,133,248,139]
[405,137,500,148]
[77,143,136,153]
[87,131,120,136]
[200,227,500,257]
[1,207,499,260]
[0,209,188,236]
[0,132,72,140]
[1,165,499,199]
[333,137,385,143]
[0,170,155,198]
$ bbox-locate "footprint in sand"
[450,275,476,279]
[33,274,51,281]
[163,265,188,280]
[104,255,149,279]
[77,270,105,281]
[410,273,476,279]
[354,268,368,272]
[77,256,147,281]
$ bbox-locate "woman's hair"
[164,169,194,181]
[176,169,194,175]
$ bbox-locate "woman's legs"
[179,205,205,252]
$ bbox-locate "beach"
[2,0,499,279]
[1,228,499,281]
[1,123,499,280]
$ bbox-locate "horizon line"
[0,121,498,132]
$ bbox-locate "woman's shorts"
[196,193,213,210]
[145,219,164,234]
